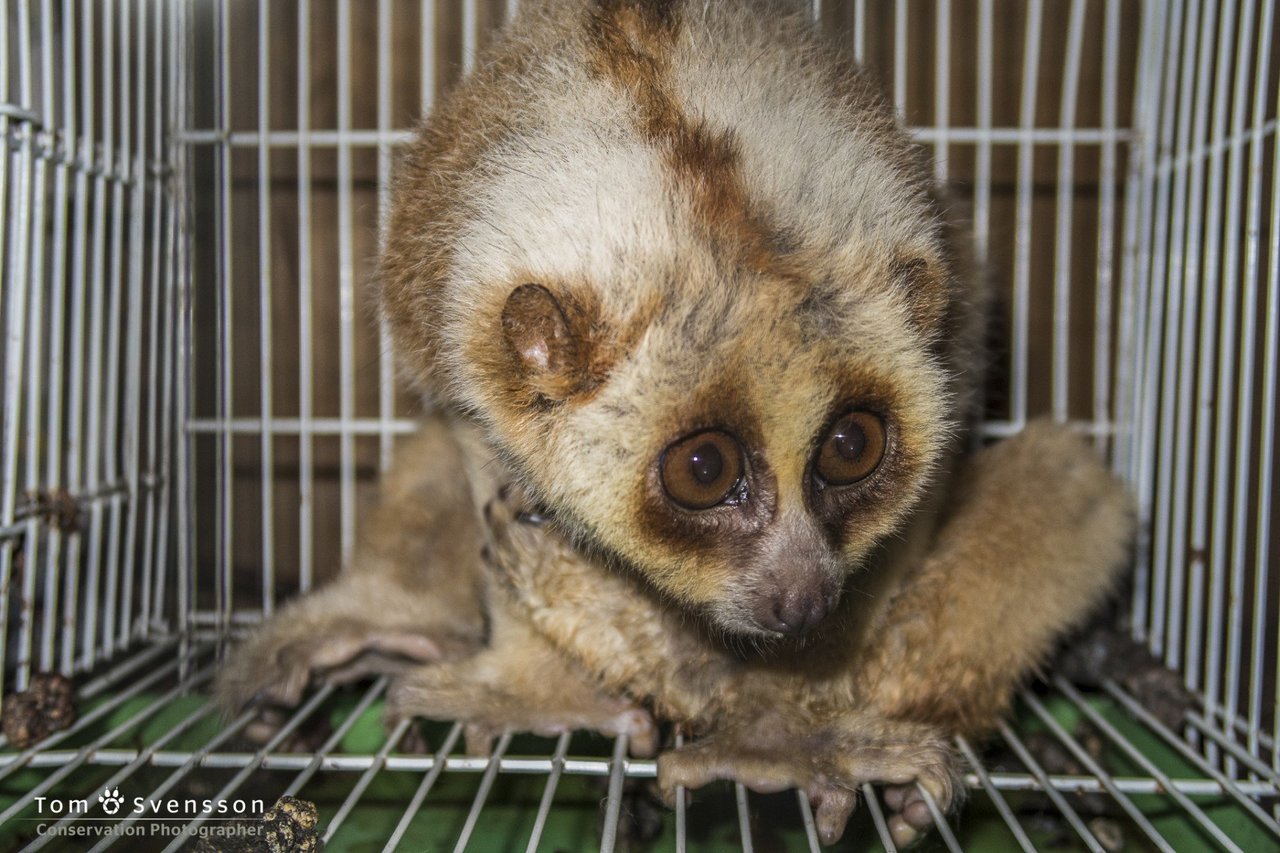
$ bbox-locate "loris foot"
[387,658,656,757]
[214,573,483,720]
[386,610,658,758]
[657,710,960,847]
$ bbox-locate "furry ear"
[889,255,948,336]
[501,284,595,402]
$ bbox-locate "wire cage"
[0,0,1277,850]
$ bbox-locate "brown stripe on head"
[586,0,793,277]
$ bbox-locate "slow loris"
[216,0,1134,846]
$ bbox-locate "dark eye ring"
[814,411,886,486]
[660,430,745,510]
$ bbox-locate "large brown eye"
[815,411,886,485]
[660,431,744,510]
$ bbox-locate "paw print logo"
[98,787,124,815]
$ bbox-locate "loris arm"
[858,418,1135,734]
[214,416,489,714]
[658,420,1134,847]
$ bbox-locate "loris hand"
[657,708,960,847]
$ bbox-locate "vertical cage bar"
[118,0,150,650]
[378,0,397,474]
[82,0,114,669]
[1189,0,1242,721]
[174,0,197,658]
[215,0,236,644]
[1012,0,1043,431]
[932,0,949,183]
[258,0,276,614]
[1051,0,1086,424]
[1122,0,1172,641]
[851,0,865,66]
[1165,0,1218,680]
[38,0,69,670]
[973,0,992,270]
[17,0,46,686]
[337,0,357,565]
[1139,0,1188,659]
[62,0,92,674]
[1093,0,1120,452]
[0,0,34,695]
[1241,0,1277,763]
[1265,31,1280,771]
[99,0,133,659]
[297,0,315,593]
[893,0,906,116]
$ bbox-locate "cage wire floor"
[0,639,1274,852]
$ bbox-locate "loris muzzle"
[381,0,965,638]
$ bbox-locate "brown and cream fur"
[217,1,1134,846]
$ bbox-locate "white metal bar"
[916,784,961,853]
[524,731,572,853]
[382,722,464,853]
[258,0,276,615]
[852,0,865,65]
[188,416,422,435]
[893,0,906,116]
[1056,678,1244,852]
[463,0,479,75]
[674,730,687,853]
[98,0,132,661]
[860,783,896,852]
[932,0,949,183]
[1140,0,1188,660]
[280,679,390,798]
[38,0,71,670]
[85,705,262,853]
[1243,0,1278,769]
[337,0,357,566]
[598,733,630,853]
[377,0,397,474]
[973,0,992,271]
[1203,0,1256,765]
[735,783,754,853]
[1102,679,1280,836]
[214,0,236,651]
[795,789,822,852]
[118,0,150,652]
[1051,0,1086,423]
[61,0,92,675]
[1120,0,1169,637]
[1092,0,1120,453]
[173,126,1135,148]
[21,700,219,852]
[1022,690,1175,852]
[956,736,1035,853]
[421,0,436,115]
[7,0,39,693]
[322,718,414,842]
[1011,0,1043,431]
[151,685,338,853]
[297,0,315,593]
[996,720,1104,853]
[451,731,515,853]
[1265,0,1280,773]
[1165,0,1220,684]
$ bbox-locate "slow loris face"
[381,0,962,638]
